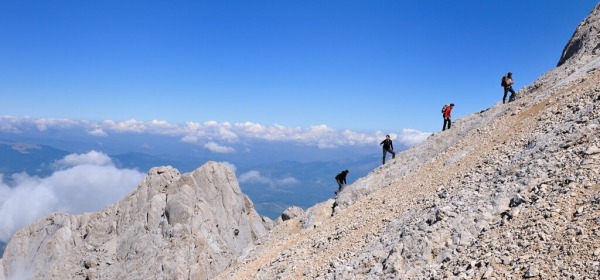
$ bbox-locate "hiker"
[501,72,516,103]
[380,135,395,164]
[335,170,349,194]
[443,103,454,131]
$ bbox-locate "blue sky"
[1,1,597,133]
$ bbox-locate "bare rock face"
[0,161,267,280]
[557,3,600,67]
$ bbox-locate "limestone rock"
[281,206,304,221]
[558,3,600,67]
[0,162,267,280]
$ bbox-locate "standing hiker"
[380,135,395,165]
[443,103,454,131]
[335,170,349,194]
[501,72,516,103]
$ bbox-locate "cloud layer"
[238,170,300,188]
[0,116,431,150]
[0,151,145,243]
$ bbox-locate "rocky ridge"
[0,162,268,280]
[558,3,600,67]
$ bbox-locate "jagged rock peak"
[557,3,600,67]
[0,161,268,280]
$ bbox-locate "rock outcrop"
[0,162,267,280]
[558,3,600,67]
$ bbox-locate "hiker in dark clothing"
[443,103,454,131]
[502,72,516,103]
[380,135,395,165]
[335,170,349,194]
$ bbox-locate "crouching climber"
[335,170,349,194]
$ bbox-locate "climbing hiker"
[380,135,395,165]
[334,170,349,194]
[501,72,516,103]
[443,103,454,131]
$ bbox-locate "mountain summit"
[2,3,600,280]
[0,162,267,279]
[558,3,600,67]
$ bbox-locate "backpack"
[501,75,507,87]
[441,105,447,114]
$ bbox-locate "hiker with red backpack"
[442,103,454,131]
[501,72,516,103]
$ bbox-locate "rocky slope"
[214,4,600,280]
[0,162,268,280]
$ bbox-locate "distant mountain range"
[0,138,381,257]
[0,126,390,258]
[0,141,69,178]
[0,116,412,224]
[0,139,380,219]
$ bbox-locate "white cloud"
[52,150,112,169]
[0,124,20,133]
[238,171,270,184]
[396,128,431,146]
[204,142,235,153]
[238,170,299,187]
[185,121,202,131]
[238,122,265,134]
[0,115,431,149]
[150,119,171,127]
[0,151,145,243]
[147,119,182,135]
[204,120,218,126]
[33,118,78,131]
[87,128,107,137]
[181,135,198,143]
[277,177,300,185]
[216,126,238,140]
[102,119,147,133]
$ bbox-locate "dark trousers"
[336,180,345,194]
[503,86,516,103]
[382,148,395,164]
[443,117,451,131]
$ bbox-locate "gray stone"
[0,162,267,280]
[281,206,304,221]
